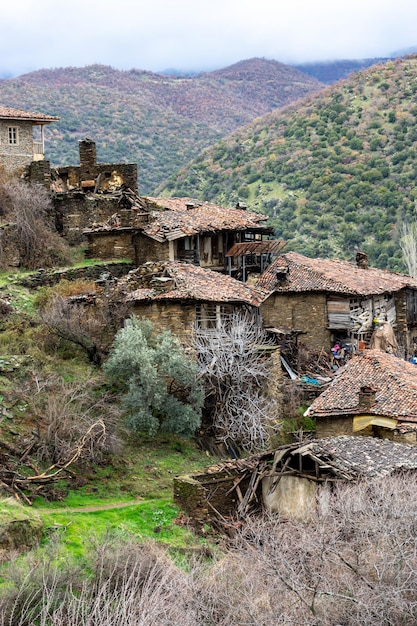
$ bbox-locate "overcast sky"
[2,0,417,77]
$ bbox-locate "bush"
[103,317,203,437]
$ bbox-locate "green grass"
[39,499,194,560]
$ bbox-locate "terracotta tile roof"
[142,197,270,242]
[308,350,417,422]
[256,251,417,295]
[128,261,265,306]
[0,106,59,123]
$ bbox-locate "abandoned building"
[305,349,417,443]
[51,139,139,244]
[0,106,59,174]
[85,195,279,276]
[123,261,266,338]
[174,435,417,528]
[256,251,417,356]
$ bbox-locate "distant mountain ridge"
[0,58,322,194]
[159,55,417,272]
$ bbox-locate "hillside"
[0,59,322,194]
[159,55,417,271]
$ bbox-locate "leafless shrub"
[2,476,417,624]
[0,181,70,269]
[26,375,121,465]
[400,220,417,278]
[192,312,278,451]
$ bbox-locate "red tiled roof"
[142,197,269,242]
[128,262,265,306]
[308,350,417,422]
[256,251,417,295]
[0,106,59,123]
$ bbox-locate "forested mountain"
[0,59,322,194]
[160,55,417,271]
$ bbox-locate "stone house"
[86,196,274,272]
[305,349,417,443]
[174,435,417,527]
[124,260,266,338]
[256,251,417,356]
[0,106,59,174]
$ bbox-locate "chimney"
[356,252,369,269]
[185,202,195,210]
[236,202,247,210]
[275,265,289,282]
[79,138,97,168]
[358,386,376,411]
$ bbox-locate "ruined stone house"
[305,349,417,443]
[85,196,276,275]
[256,251,417,357]
[174,435,417,528]
[50,139,139,244]
[0,106,59,174]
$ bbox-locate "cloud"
[2,0,417,76]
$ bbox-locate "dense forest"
[0,59,322,194]
[160,55,417,271]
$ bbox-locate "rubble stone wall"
[85,231,136,261]
[174,471,252,529]
[54,194,128,244]
[134,234,171,266]
[261,292,330,350]
[131,301,196,338]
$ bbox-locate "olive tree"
[103,317,203,437]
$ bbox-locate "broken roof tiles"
[127,261,266,306]
[308,350,417,422]
[142,197,270,242]
[257,251,417,295]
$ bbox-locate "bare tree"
[38,285,129,366]
[192,313,279,451]
[400,220,417,277]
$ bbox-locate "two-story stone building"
[0,106,59,174]
[256,251,417,357]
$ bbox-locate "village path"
[37,498,145,515]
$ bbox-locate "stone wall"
[54,193,132,245]
[131,301,196,339]
[85,230,136,261]
[261,292,330,350]
[174,470,254,530]
[134,233,171,265]
[17,261,133,289]
[0,121,34,173]
[315,415,355,438]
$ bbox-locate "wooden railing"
[33,142,44,156]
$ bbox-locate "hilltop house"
[85,196,276,274]
[256,251,417,356]
[305,349,417,443]
[123,261,266,337]
[0,106,59,174]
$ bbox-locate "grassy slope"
[160,55,417,271]
[0,267,217,567]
